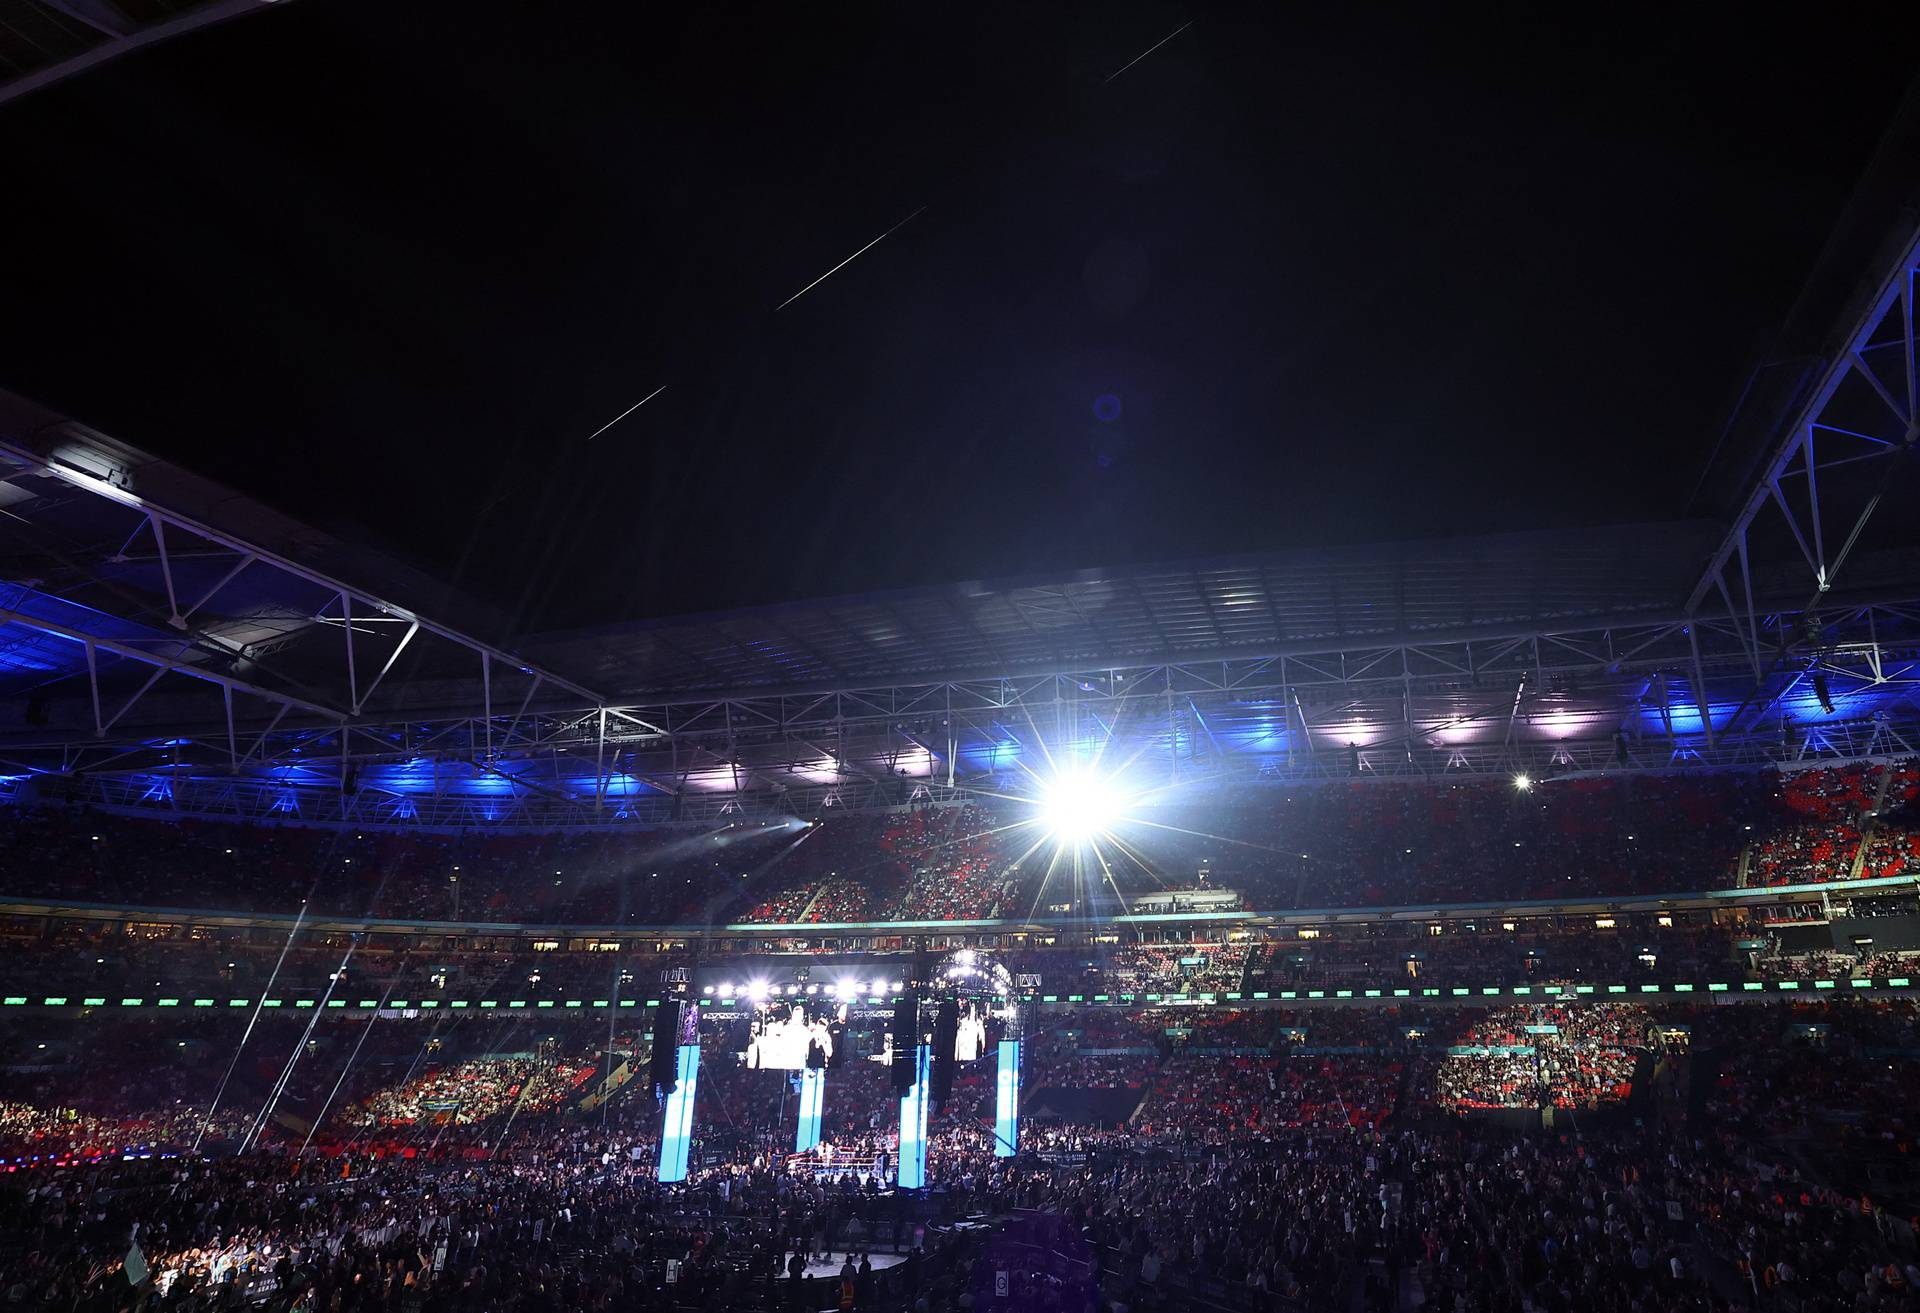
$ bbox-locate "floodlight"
[1812,671,1835,715]
[746,980,770,1001]
[1040,772,1121,841]
[1513,773,1532,791]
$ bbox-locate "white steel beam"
[1687,225,1920,615]
[0,431,606,707]
[0,603,342,722]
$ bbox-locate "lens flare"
[1040,772,1122,842]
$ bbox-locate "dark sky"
[0,3,1911,634]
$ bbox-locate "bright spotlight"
[1040,772,1122,841]
[1513,773,1532,791]
[745,980,769,1002]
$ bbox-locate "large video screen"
[743,999,843,1070]
[877,1000,994,1067]
[954,1000,988,1062]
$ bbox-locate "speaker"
[890,992,918,1094]
[930,998,959,1108]
[651,998,683,1098]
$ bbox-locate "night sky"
[0,3,1911,634]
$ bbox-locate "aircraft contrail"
[585,384,667,440]
[776,205,928,311]
[1104,20,1192,83]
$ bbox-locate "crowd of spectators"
[0,1137,1005,1313]
[344,1054,596,1129]
[1861,760,1920,882]
[1,997,1919,1311]
[1254,921,1738,990]
[1103,759,1920,911]
[1854,951,1920,978]
[10,911,1918,1035]
[1113,771,1771,909]
[0,1100,252,1160]
[1430,998,1645,1113]
[734,806,1008,925]
[17,761,1920,1305]
[1752,949,1861,981]
[734,815,893,924]
[0,809,801,925]
[1703,1001,1920,1153]
[6,756,1918,930]
[1104,942,1248,994]
[1745,766,1877,887]
[799,879,878,923]
[874,806,1007,921]
[1139,1050,1405,1137]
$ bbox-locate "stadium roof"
[525,521,1729,699]
[0,388,598,733]
[0,0,279,105]
[4,353,1920,829]
[1,207,1918,827]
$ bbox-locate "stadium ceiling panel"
[524,521,1724,699]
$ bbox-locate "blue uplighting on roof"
[966,739,1023,771]
[0,628,70,674]
[0,586,194,682]
[264,764,332,782]
[362,758,438,791]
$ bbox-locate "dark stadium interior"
[5,6,1920,1313]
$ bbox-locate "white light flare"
[1038,771,1126,845]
